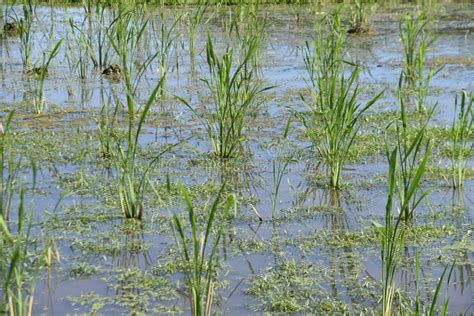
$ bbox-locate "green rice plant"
[392,81,433,222]
[0,111,18,221]
[302,13,383,189]
[106,5,167,220]
[179,35,271,160]
[374,148,454,315]
[271,115,292,218]
[152,12,180,97]
[97,94,118,160]
[33,39,62,114]
[373,146,404,316]
[410,253,455,315]
[0,189,36,316]
[399,12,440,112]
[234,2,266,70]
[66,18,93,79]
[347,0,372,34]
[449,90,473,189]
[172,184,234,316]
[93,2,114,70]
[15,0,34,69]
[108,5,159,97]
[102,5,170,219]
[185,3,208,65]
[113,76,165,220]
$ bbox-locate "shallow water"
[1,1,474,314]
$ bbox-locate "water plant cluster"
[0,0,473,315]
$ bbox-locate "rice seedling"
[234,2,266,70]
[0,189,36,316]
[152,12,180,97]
[97,94,118,160]
[108,5,159,97]
[15,0,34,69]
[374,147,454,315]
[179,34,271,160]
[450,90,473,189]
[33,39,62,114]
[66,18,94,79]
[93,2,115,70]
[271,115,292,218]
[347,0,372,34]
[112,76,166,220]
[18,0,33,59]
[392,79,433,222]
[410,253,455,315]
[172,184,234,316]
[106,5,169,219]
[399,11,440,112]
[1,112,20,222]
[185,3,208,65]
[302,13,383,189]
[373,146,403,316]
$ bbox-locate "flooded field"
[0,1,473,314]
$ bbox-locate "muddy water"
[1,2,473,315]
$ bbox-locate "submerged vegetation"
[0,0,473,315]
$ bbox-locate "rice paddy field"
[0,0,473,314]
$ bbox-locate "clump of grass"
[180,34,271,160]
[399,11,440,112]
[449,90,473,189]
[301,13,383,189]
[172,184,234,316]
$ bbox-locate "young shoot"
[450,90,473,189]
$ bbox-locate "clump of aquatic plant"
[450,90,473,189]
[302,13,383,189]
[400,11,440,112]
[0,189,36,316]
[180,35,271,160]
[33,39,62,114]
[172,184,234,316]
